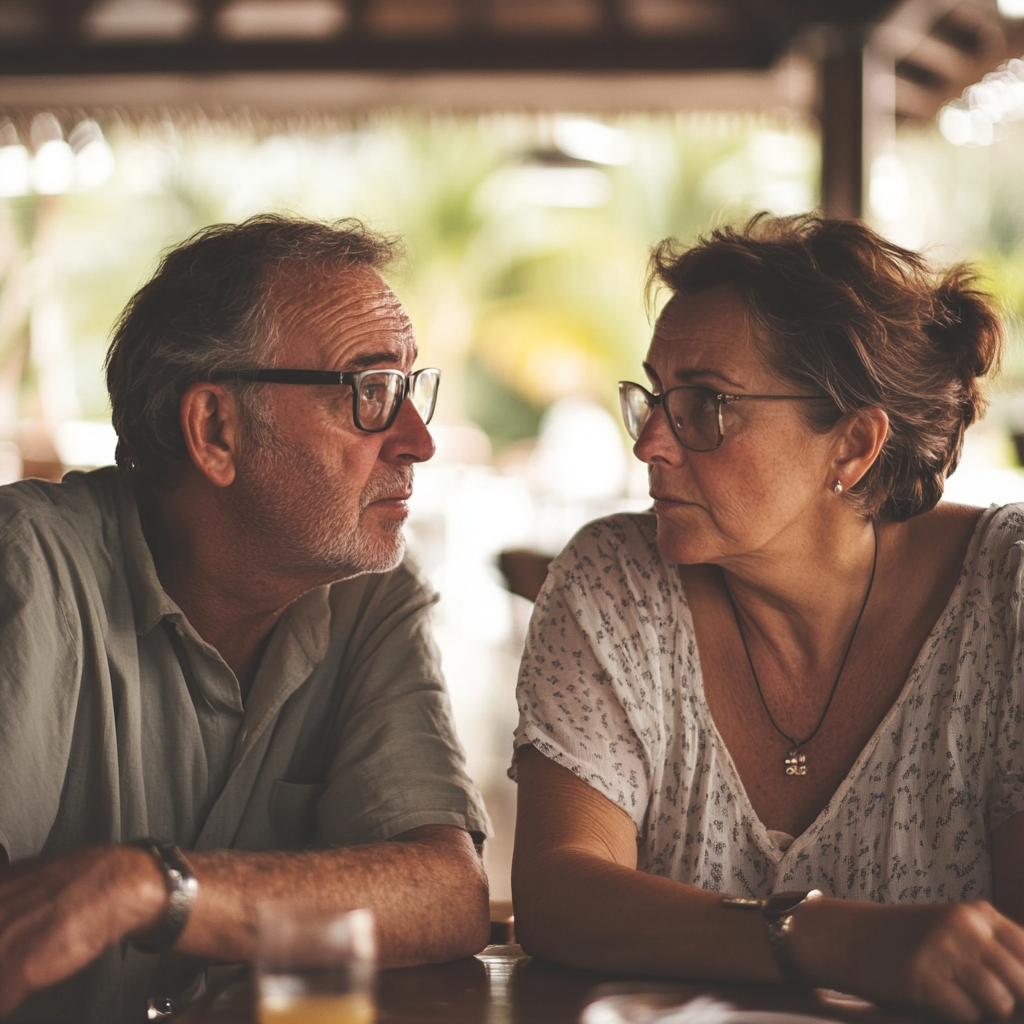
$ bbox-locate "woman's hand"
[797,898,1024,1023]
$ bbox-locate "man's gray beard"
[230,440,412,583]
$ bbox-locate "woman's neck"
[714,513,880,669]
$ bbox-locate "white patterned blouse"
[511,505,1024,901]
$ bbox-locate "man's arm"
[180,824,489,964]
[0,824,488,1018]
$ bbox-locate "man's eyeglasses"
[618,380,827,452]
[210,367,440,433]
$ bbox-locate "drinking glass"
[255,905,376,1024]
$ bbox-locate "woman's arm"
[513,745,1024,1023]
[512,745,778,980]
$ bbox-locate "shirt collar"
[116,475,332,669]
[116,476,183,637]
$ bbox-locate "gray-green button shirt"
[0,468,490,1024]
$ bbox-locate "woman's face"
[636,285,839,568]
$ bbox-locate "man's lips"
[368,492,412,505]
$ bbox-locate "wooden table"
[176,944,951,1024]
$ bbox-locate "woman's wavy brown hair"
[648,213,1005,521]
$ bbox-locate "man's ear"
[180,383,241,488]
[832,406,889,490]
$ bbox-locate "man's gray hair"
[104,214,402,496]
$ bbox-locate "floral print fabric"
[511,506,1024,901]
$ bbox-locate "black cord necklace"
[723,522,879,777]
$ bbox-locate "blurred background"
[3,0,1024,900]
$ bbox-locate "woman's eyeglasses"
[618,380,826,452]
[210,367,440,434]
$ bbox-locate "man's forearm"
[175,825,489,968]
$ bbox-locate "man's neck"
[137,480,310,700]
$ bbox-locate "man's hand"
[0,846,166,1017]
[0,826,488,1018]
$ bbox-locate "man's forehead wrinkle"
[266,264,415,368]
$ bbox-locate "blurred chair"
[489,899,515,945]
[498,549,552,603]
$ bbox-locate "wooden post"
[820,28,866,220]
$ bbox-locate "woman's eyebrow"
[672,366,744,389]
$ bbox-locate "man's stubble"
[229,434,413,584]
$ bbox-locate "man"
[0,216,491,1023]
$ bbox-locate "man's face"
[229,263,435,583]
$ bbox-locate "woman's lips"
[652,496,697,513]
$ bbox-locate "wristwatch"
[126,837,199,954]
[723,889,823,984]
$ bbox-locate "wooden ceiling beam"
[876,0,1020,122]
[42,0,100,39]
[596,0,627,34]
[193,0,232,40]
[724,0,796,52]
[0,32,783,76]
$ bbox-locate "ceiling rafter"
[0,0,1018,127]
[43,0,99,39]
[0,31,781,76]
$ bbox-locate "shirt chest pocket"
[269,780,326,849]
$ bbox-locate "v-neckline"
[676,505,994,867]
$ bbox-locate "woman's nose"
[633,405,683,466]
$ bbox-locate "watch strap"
[723,888,823,984]
[127,837,198,954]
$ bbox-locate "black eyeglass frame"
[618,380,827,452]
[209,367,440,433]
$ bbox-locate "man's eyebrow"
[344,350,407,370]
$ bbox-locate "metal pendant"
[784,749,807,776]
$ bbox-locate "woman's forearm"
[512,846,780,981]
[514,847,1024,1023]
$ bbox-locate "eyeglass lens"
[620,382,653,442]
[664,388,719,450]
[355,372,406,431]
[409,368,440,425]
[354,368,440,431]
[619,382,720,451]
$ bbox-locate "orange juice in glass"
[256,906,375,1024]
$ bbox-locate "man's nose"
[383,396,436,464]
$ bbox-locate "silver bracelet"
[127,837,198,954]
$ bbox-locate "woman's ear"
[832,407,889,491]
[180,383,240,489]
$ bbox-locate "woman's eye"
[695,389,717,414]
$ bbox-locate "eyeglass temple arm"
[720,393,825,402]
[208,369,348,385]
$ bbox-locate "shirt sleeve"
[0,507,82,863]
[315,563,492,847]
[509,515,666,832]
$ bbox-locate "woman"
[510,214,1024,1022]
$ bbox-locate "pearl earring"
[833,480,843,495]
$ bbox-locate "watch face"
[761,890,822,920]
